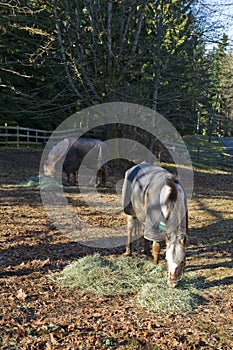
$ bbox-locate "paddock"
[0,149,232,349]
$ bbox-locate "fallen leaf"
[15,288,27,300]
[50,333,58,345]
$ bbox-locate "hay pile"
[138,280,198,313]
[19,175,40,188]
[19,175,63,190]
[52,254,202,313]
[52,254,154,296]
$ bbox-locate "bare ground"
[0,148,233,349]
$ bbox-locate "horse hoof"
[146,256,158,264]
[123,251,131,257]
[168,281,178,288]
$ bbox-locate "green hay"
[52,254,155,296]
[19,175,40,188]
[137,263,202,313]
[19,175,63,190]
[52,254,202,313]
[137,279,199,314]
[39,176,62,190]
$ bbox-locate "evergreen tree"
[0,0,78,128]
[206,35,228,140]
[219,52,233,136]
[1,0,224,136]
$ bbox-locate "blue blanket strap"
[127,164,143,183]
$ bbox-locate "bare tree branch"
[107,1,113,75]
[73,4,100,101]
[119,2,132,56]
[52,0,83,99]
[131,0,148,57]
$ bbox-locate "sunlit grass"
[183,135,232,171]
[184,135,225,153]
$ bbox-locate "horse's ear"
[166,235,170,244]
[180,234,187,246]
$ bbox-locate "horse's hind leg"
[124,216,135,256]
[151,241,161,265]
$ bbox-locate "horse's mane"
[165,176,178,207]
[164,176,186,235]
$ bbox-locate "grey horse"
[122,162,188,287]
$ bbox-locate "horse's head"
[43,160,56,176]
[43,138,70,177]
[159,176,187,287]
[165,233,186,287]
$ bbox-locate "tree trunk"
[53,0,83,99]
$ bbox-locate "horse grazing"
[122,162,188,287]
[43,138,108,186]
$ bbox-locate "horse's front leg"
[73,172,78,185]
[124,215,135,256]
[66,172,70,185]
[144,239,160,264]
[97,167,106,187]
[151,241,161,265]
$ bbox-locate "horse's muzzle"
[167,277,180,288]
[167,261,185,287]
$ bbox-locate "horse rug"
[122,162,173,242]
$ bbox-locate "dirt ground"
[0,148,233,349]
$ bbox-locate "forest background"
[1,0,233,138]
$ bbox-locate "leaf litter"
[1,150,233,349]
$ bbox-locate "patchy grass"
[183,135,232,170]
[184,135,225,153]
[52,254,202,313]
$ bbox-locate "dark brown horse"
[44,138,109,186]
[122,162,188,287]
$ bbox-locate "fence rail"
[0,124,51,148]
[0,124,102,148]
[0,125,232,168]
[189,147,233,168]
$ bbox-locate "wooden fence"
[189,147,233,168]
[0,124,103,148]
[0,124,232,168]
[0,124,51,148]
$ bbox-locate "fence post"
[43,132,47,145]
[5,123,8,147]
[27,128,29,147]
[16,125,19,149]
